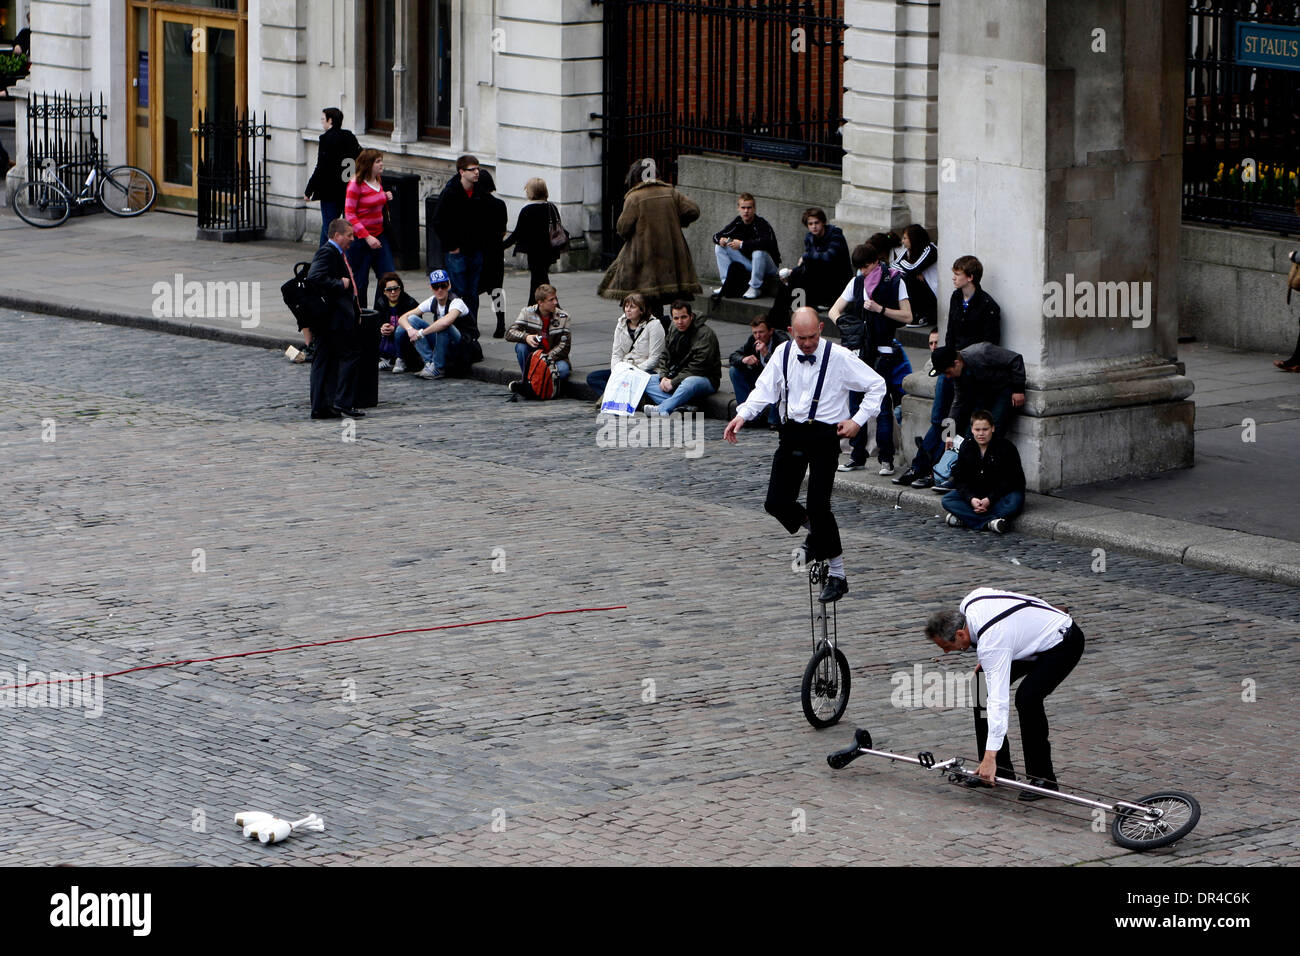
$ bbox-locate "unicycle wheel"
[801,644,851,728]
[1110,791,1201,851]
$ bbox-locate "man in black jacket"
[712,193,781,299]
[302,108,361,246]
[941,411,1025,533]
[770,207,851,323]
[728,314,789,427]
[306,219,365,420]
[930,342,1027,439]
[433,154,486,332]
[645,302,722,415]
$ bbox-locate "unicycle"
[800,559,850,728]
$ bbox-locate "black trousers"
[974,623,1085,783]
[764,420,842,561]
[526,255,551,306]
[309,323,341,416]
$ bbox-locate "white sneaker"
[742,287,760,299]
[711,287,723,296]
[778,267,792,281]
[378,358,393,371]
[415,365,441,380]
[392,359,407,374]
[945,513,962,528]
[878,462,895,476]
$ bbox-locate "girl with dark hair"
[893,224,940,327]
[372,271,421,372]
[303,108,361,245]
[475,168,510,337]
[344,148,395,306]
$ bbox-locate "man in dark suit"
[306,218,366,419]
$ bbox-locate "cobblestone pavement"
[0,308,1297,866]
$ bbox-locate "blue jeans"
[644,375,716,415]
[587,368,612,391]
[515,342,571,381]
[729,366,780,425]
[319,199,341,247]
[397,318,461,373]
[847,390,894,465]
[446,250,483,330]
[714,245,779,291]
[345,232,395,307]
[942,489,1025,531]
[911,374,954,476]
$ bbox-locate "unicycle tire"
[801,644,850,729]
[1110,791,1201,851]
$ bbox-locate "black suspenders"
[963,594,1060,643]
[780,341,833,425]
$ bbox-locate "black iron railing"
[25,91,108,200]
[599,0,845,263]
[1184,0,1300,233]
[197,109,269,241]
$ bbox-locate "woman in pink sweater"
[344,148,395,305]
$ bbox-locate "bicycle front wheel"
[12,179,72,228]
[98,165,156,217]
[801,644,851,729]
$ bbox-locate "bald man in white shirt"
[925,587,1085,798]
[724,308,887,603]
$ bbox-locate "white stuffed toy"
[235,810,326,844]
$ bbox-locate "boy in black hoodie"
[941,411,1025,533]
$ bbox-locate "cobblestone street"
[1,309,1297,866]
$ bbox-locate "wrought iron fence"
[599,0,845,263]
[1184,0,1300,232]
[25,91,108,201]
[197,109,270,241]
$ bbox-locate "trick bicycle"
[12,150,156,228]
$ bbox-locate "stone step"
[702,291,935,350]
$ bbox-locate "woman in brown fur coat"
[597,159,703,316]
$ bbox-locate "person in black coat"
[941,410,1026,533]
[476,169,509,338]
[728,315,789,427]
[503,177,559,310]
[306,219,365,419]
[303,108,362,247]
[371,271,422,372]
[770,208,851,323]
[432,155,486,331]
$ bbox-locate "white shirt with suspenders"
[959,587,1075,752]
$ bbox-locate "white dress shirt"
[735,339,886,426]
[960,587,1075,753]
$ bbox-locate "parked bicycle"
[12,151,156,228]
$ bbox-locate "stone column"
[390,0,417,145]
[835,0,940,238]
[251,0,309,241]
[919,0,1192,491]
[495,0,602,270]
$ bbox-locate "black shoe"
[506,380,523,402]
[302,343,318,361]
[932,479,954,492]
[493,324,506,339]
[1018,778,1059,801]
[911,475,934,489]
[818,575,848,603]
[955,776,993,789]
[334,406,365,418]
[310,410,341,419]
[892,468,918,486]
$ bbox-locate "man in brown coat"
[597,159,703,313]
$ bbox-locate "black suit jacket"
[306,241,359,332]
[304,127,362,207]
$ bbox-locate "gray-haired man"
[925,587,1084,798]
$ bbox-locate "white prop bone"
[236,810,326,844]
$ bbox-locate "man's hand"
[380,323,394,335]
[972,497,990,514]
[366,235,381,250]
[385,191,394,202]
[741,355,759,367]
[660,377,675,393]
[977,753,998,785]
[449,247,460,255]
[341,277,351,290]
[836,419,861,439]
[1012,392,1026,409]
[755,340,769,358]
[723,415,746,444]
[527,334,541,348]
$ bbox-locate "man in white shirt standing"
[924,587,1085,798]
[724,307,887,603]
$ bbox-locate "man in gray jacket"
[929,343,1027,439]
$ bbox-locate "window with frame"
[365,0,452,141]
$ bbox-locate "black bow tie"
[797,353,816,364]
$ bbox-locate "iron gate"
[597,0,845,264]
[25,91,108,205]
[197,109,270,242]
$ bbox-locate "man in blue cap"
[393,269,469,380]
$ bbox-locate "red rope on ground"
[0,605,628,691]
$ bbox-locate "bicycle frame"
[807,560,837,653]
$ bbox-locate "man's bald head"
[789,308,823,355]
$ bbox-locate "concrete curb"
[8,293,1299,589]
[833,470,1300,588]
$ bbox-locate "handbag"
[547,202,570,252]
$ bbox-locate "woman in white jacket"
[585,293,667,392]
